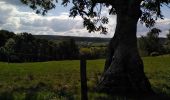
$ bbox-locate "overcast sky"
[0,0,170,37]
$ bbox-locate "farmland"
[0,56,170,100]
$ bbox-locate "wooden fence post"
[80,57,88,100]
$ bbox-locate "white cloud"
[137,18,170,37]
[0,1,84,35]
[0,0,116,37]
[0,0,169,38]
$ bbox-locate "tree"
[165,29,170,53]
[0,30,15,47]
[58,39,79,59]
[20,0,170,95]
[0,47,8,61]
[139,28,162,56]
[68,39,79,59]
[14,33,36,62]
[167,29,170,40]
[4,38,16,63]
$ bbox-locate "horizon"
[1,29,168,38]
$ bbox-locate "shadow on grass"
[1,91,170,100]
[0,82,170,100]
[0,81,75,100]
[96,93,170,100]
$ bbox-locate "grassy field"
[0,56,170,100]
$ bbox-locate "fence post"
[80,56,88,100]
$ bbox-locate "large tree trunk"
[96,1,154,96]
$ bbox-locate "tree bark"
[97,1,154,96]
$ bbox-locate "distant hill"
[34,35,111,43]
[34,35,167,46]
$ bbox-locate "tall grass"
[0,56,170,99]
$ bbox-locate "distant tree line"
[0,30,107,63]
[1,29,170,62]
[0,30,79,62]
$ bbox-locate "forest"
[0,30,106,62]
[0,28,170,63]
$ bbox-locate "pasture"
[0,56,170,100]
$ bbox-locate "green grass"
[144,56,170,95]
[0,56,170,100]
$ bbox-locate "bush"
[139,49,148,57]
[79,47,106,59]
[150,52,159,56]
[9,55,21,63]
[79,48,92,59]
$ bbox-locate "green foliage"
[0,56,170,99]
[80,48,92,57]
[0,30,80,62]
[80,47,106,59]
[167,30,170,40]
[58,39,79,59]
[164,30,170,53]
[0,29,108,62]
[0,30,15,47]
[138,28,164,56]
[4,38,16,54]
[0,47,8,61]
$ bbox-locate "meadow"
[0,56,170,100]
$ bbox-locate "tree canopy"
[20,0,170,34]
[139,28,163,55]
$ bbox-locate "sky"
[0,0,170,38]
